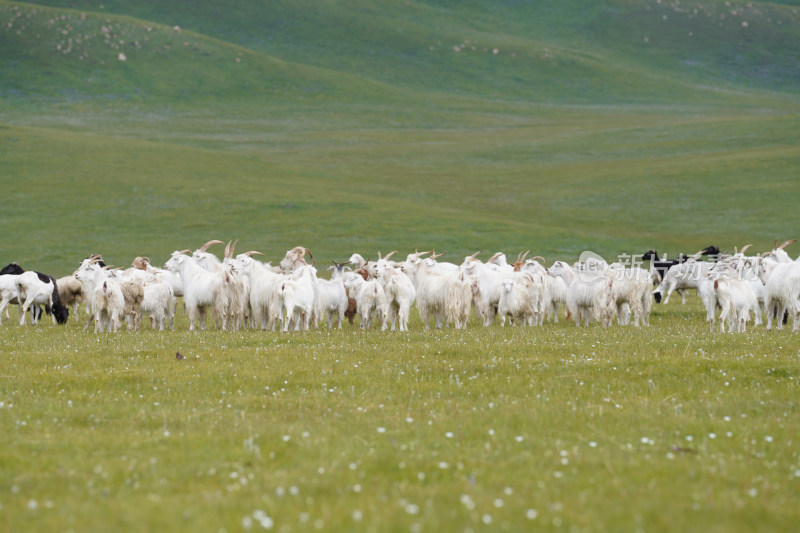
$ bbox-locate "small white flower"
[526,509,538,520]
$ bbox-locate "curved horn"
[468,250,482,260]
[521,250,530,262]
[384,251,398,261]
[431,250,445,260]
[410,250,432,260]
[245,250,265,257]
[778,239,796,250]
[740,244,753,254]
[199,239,224,253]
[304,248,313,261]
[178,249,192,255]
[734,246,738,255]
[229,239,239,259]
[224,241,231,259]
[531,256,545,263]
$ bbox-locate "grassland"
[2,302,800,533]
[1,0,800,531]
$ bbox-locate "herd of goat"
[1,239,799,334]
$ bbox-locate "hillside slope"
[3,0,799,105]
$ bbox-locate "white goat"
[713,277,758,333]
[549,261,615,327]
[315,261,350,329]
[140,280,176,330]
[497,273,536,327]
[232,252,286,331]
[460,253,504,326]
[606,266,653,327]
[280,265,318,332]
[653,260,710,304]
[758,258,800,331]
[374,254,416,332]
[343,272,388,330]
[74,262,125,333]
[0,274,20,325]
[15,271,67,326]
[164,251,230,331]
[403,257,470,329]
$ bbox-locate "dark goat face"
[53,303,70,324]
[641,250,658,262]
[653,291,663,304]
[700,245,720,257]
[0,262,24,275]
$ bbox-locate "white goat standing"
[374,253,416,332]
[231,252,286,331]
[0,275,20,325]
[164,251,229,331]
[497,273,536,327]
[15,271,64,326]
[653,259,710,304]
[713,277,758,333]
[403,255,470,330]
[140,280,176,330]
[280,265,318,332]
[343,271,388,330]
[460,253,504,326]
[74,262,124,333]
[315,260,350,329]
[549,261,615,328]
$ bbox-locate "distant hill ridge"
[2,0,799,105]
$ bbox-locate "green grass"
[1,301,799,532]
[1,0,800,530]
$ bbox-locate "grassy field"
[1,301,800,532]
[2,0,800,531]
[0,299,800,531]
